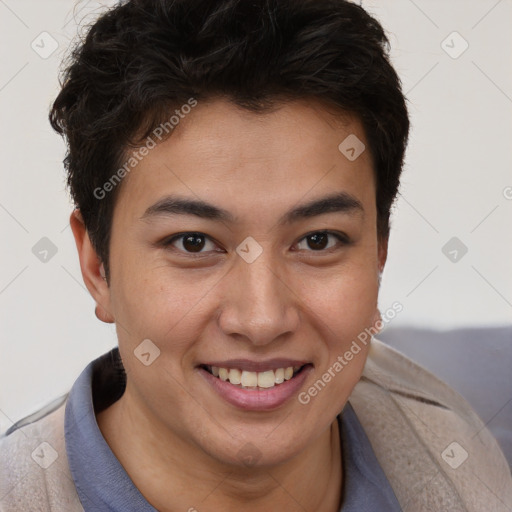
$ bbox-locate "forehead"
[112,98,375,223]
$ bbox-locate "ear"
[377,236,388,275]
[69,209,114,324]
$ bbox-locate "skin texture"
[70,98,387,512]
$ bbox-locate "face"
[85,99,385,467]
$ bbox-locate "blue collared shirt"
[64,348,401,511]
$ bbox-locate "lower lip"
[198,366,313,411]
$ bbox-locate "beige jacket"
[1,339,511,511]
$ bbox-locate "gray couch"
[379,326,512,469]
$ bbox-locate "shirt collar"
[65,348,158,512]
[65,347,400,511]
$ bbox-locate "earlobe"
[69,209,115,324]
[95,303,114,323]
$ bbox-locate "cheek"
[300,264,379,333]
[302,266,377,377]
[109,248,204,332]
[109,261,222,386]
[300,271,377,412]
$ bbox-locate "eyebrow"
[141,192,364,224]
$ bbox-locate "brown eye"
[307,233,328,250]
[295,231,348,252]
[165,233,218,254]
[182,234,206,252]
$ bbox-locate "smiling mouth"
[200,364,310,390]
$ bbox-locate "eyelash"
[162,231,350,256]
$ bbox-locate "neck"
[96,387,342,512]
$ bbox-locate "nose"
[217,253,301,346]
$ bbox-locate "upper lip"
[199,359,311,372]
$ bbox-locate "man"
[1,0,511,510]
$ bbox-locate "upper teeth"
[211,366,300,388]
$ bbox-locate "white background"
[1,0,511,429]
